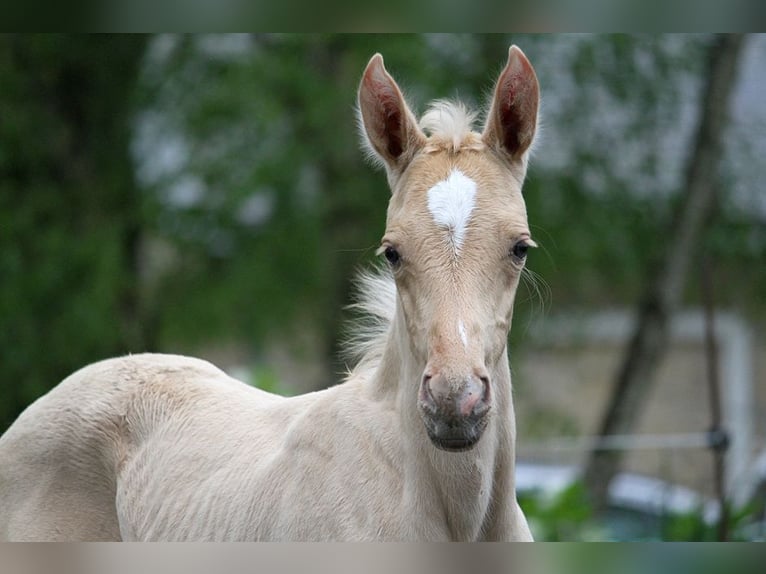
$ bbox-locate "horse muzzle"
[417,371,491,452]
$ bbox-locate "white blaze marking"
[458,320,468,349]
[427,169,476,253]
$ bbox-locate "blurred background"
[1,34,764,540]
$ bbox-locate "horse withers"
[0,45,540,541]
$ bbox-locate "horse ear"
[358,54,425,174]
[482,45,539,162]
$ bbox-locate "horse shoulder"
[0,352,265,541]
[0,354,159,540]
[233,382,414,540]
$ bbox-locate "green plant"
[519,481,605,541]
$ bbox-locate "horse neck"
[367,299,518,539]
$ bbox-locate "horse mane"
[343,266,397,381]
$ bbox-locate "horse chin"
[422,413,489,453]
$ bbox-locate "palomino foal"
[0,46,540,541]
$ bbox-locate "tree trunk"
[582,34,747,511]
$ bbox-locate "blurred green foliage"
[544,543,764,574]
[519,479,765,541]
[660,500,762,541]
[1,34,764,443]
[0,34,148,429]
[519,482,603,541]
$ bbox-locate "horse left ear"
[358,54,426,176]
[482,45,539,162]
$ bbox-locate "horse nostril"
[477,374,491,405]
[420,373,437,409]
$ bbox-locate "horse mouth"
[421,412,489,452]
[430,435,481,452]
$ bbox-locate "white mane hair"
[419,99,483,153]
[343,267,396,380]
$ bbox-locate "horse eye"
[384,246,401,266]
[511,241,529,261]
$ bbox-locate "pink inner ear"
[500,77,534,155]
[361,63,406,161]
[376,84,404,159]
[495,49,539,158]
[499,74,524,154]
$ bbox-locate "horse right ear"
[482,45,540,163]
[358,54,425,176]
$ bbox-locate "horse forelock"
[419,100,484,154]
